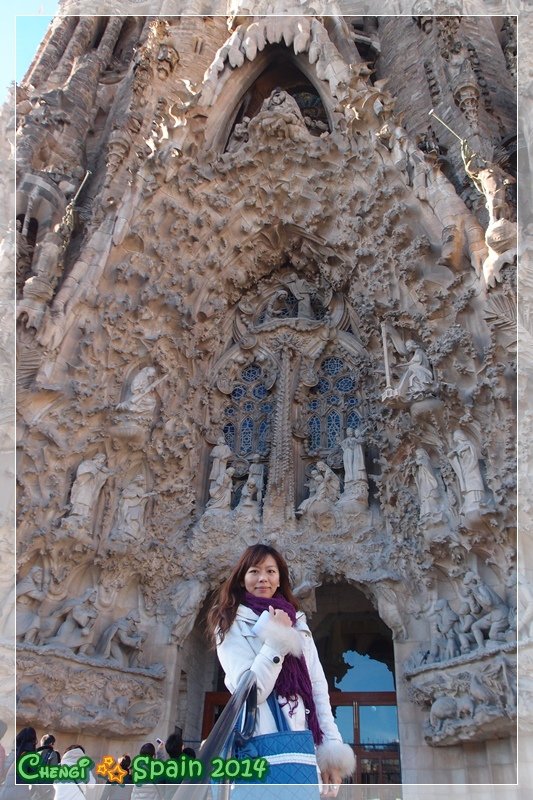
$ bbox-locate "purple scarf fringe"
[243,591,324,745]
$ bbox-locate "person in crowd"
[37,734,60,767]
[53,744,95,800]
[0,727,37,799]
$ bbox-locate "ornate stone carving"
[95,611,146,667]
[109,475,157,545]
[63,454,112,529]
[41,588,99,655]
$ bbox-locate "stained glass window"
[217,363,274,457]
[304,355,362,453]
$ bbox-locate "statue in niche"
[447,430,485,513]
[235,477,260,523]
[460,570,509,648]
[226,115,250,152]
[249,88,311,144]
[338,427,368,506]
[109,475,157,544]
[116,367,160,417]
[43,588,98,655]
[433,599,460,661]
[16,219,33,292]
[207,466,235,511]
[284,274,316,318]
[414,448,444,523]
[67,454,112,520]
[96,611,146,667]
[395,340,436,402]
[209,436,233,486]
[16,566,47,645]
[248,454,265,505]
[461,141,515,227]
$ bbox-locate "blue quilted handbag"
[230,693,320,800]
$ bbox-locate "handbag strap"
[266,694,290,733]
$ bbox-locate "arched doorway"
[313,583,400,784]
[201,583,400,784]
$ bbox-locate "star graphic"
[108,763,128,784]
[95,756,116,778]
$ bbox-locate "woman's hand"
[320,768,342,797]
[268,605,292,627]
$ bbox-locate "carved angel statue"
[209,436,233,485]
[395,340,436,402]
[117,366,160,415]
[447,430,485,512]
[414,448,443,522]
[110,475,157,543]
[68,454,112,519]
[207,466,235,511]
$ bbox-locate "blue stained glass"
[308,399,319,411]
[223,423,235,449]
[317,378,330,394]
[231,384,246,400]
[242,364,261,383]
[225,406,236,417]
[336,376,355,392]
[258,419,270,453]
[260,402,273,413]
[243,401,254,412]
[327,412,341,448]
[323,357,343,376]
[241,417,253,454]
[253,384,267,399]
[346,397,359,407]
[347,411,361,429]
[328,395,340,405]
[308,416,321,451]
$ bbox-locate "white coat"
[53,747,96,800]
[216,605,355,779]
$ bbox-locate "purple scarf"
[242,591,324,745]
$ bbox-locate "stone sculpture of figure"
[433,599,460,661]
[284,274,315,318]
[447,430,485,512]
[43,588,98,655]
[96,611,145,667]
[461,140,515,226]
[248,455,265,505]
[250,88,310,144]
[296,469,320,516]
[414,448,442,522]
[340,428,367,484]
[16,566,47,645]
[16,219,33,292]
[460,570,509,648]
[111,475,157,543]
[117,367,158,415]
[208,436,233,485]
[396,340,436,402]
[68,454,112,519]
[207,466,235,511]
[170,579,205,644]
[235,477,260,523]
[315,461,341,502]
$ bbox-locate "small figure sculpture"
[414,448,443,522]
[96,611,145,667]
[340,427,367,484]
[68,454,112,520]
[248,455,265,506]
[110,475,157,543]
[461,141,515,227]
[395,340,436,402]
[433,599,460,661]
[208,436,233,486]
[460,570,509,648]
[117,367,159,416]
[447,430,485,513]
[284,273,315,318]
[315,461,341,502]
[43,588,98,655]
[16,566,47,645]
[296,468,320,516]
[249,88,310,144]
[170,579,205,644]
[207,466,235,511]
[235,477,260,523]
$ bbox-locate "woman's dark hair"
[119,755,131,770]
[165,733,183,759]
[16,727,37,757]
[206,544,299,645]
[182,747,196,758]
[139,742,156,757]
[40,734,56,747]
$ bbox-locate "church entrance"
[202,582,400,783]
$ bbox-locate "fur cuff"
[252,611,303,656]
[316,740,356,780]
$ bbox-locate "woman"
[207,545,355,795]
[53,745,95,800]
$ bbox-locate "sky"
[1,4,57,100]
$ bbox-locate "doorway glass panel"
[332,705,354,745]
[359,705,399,746]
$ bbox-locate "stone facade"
[14,7,519,785]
